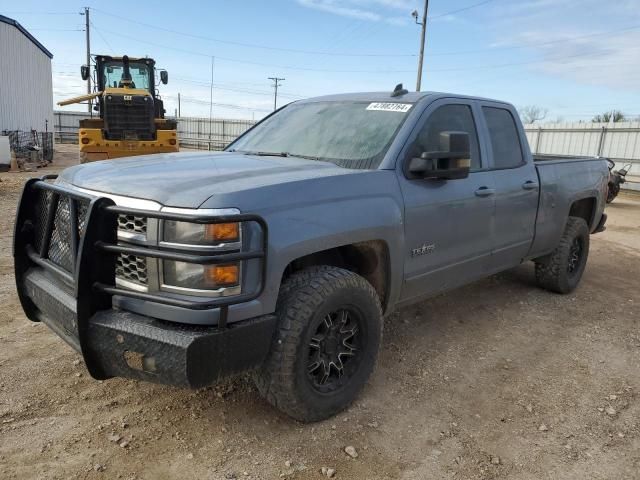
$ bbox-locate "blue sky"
[4,0,640,121]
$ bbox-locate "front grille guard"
[14,176,268,333]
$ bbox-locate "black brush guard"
[13,177,276,388]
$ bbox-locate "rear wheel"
[606,183,619,203]
[254,266,382,422]
[534,216,590,294]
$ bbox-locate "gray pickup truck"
[14,87,608,422]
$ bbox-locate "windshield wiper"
[232,150,325,162]
[236,150,290,157]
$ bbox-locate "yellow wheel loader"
[58,55,179,163]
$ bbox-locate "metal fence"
[53,110,255,150]
[524,122,640,190]
[175,117,255,150]
[2,130,54,162]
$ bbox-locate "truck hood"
[59,151,356,208]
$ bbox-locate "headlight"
[163,261,239,290]
[163,220,240,245]
[161,219,242,292]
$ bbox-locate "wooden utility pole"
[84,7,91,113]
[415,0,429,92]
[269,77,285,111]
[208,57,215,149]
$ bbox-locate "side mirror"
[160,70,168,85]
[409,131,471,180]
[80,65,90,81]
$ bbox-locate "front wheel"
[254,266,382,422]
[534,216,590,294]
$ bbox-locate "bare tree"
[519,105,549,124]
[592,110,626,123]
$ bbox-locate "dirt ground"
[1,145,639,480]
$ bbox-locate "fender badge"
[411,243,435,257]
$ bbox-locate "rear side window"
[482,107,524,169]
[410,104,481,170]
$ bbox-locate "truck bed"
[528,155,608,258]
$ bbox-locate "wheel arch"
[568,196,597,230]
[279,240,392,314]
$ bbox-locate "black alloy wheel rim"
[567,237,583,275]
[306,308,364,393]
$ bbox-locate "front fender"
[260,195,404,315]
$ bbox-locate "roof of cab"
[296,90,511,106]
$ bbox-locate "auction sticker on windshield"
[366,103,413,113]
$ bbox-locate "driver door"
[398,100,496,302]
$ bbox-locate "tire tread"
[254,266,381,422]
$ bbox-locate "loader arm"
[57,92,103,107]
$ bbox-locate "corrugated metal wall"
[176,117,255,150]
[525,122,640,191]
[0,22,54,132]
[525,122,640,160]
[54,111,255,150]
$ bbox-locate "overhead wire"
[430,0,497,19]
[80,27,639,75]
[90,7,416,57]
[90,22,116,55]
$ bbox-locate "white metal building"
[0,15,54,133]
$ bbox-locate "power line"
[430,0,496,19]
[90,27,640,75]
[164,94,271,113]
[172,76,303,99]
[26,28,83,31]
[86,27,417,73]
[90,8,416,58]
[90,22,115,55]
[427,24,640,56]
[2,11,78,15]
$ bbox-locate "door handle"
[522,181,539,190]
[475,187,495,197]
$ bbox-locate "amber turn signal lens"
[206,264,239,287]
[81,137,90,144]
[205,223,239,242]
[169,139,176,145]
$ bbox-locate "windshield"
[102,61,152,91]
[228,101,413,169]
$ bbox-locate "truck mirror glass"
[409,131,471,180]
[160,70,168,85]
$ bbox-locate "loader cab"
[90,55,169,121]
[97,56,155,93]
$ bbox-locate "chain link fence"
[2,130,54,162]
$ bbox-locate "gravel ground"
[1,145,639,480]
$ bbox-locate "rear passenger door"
[398,99,496,302]
[479,103,539,271]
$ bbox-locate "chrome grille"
[115,253,148,286]
[117,214,147,235]
[115,214,148,289]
